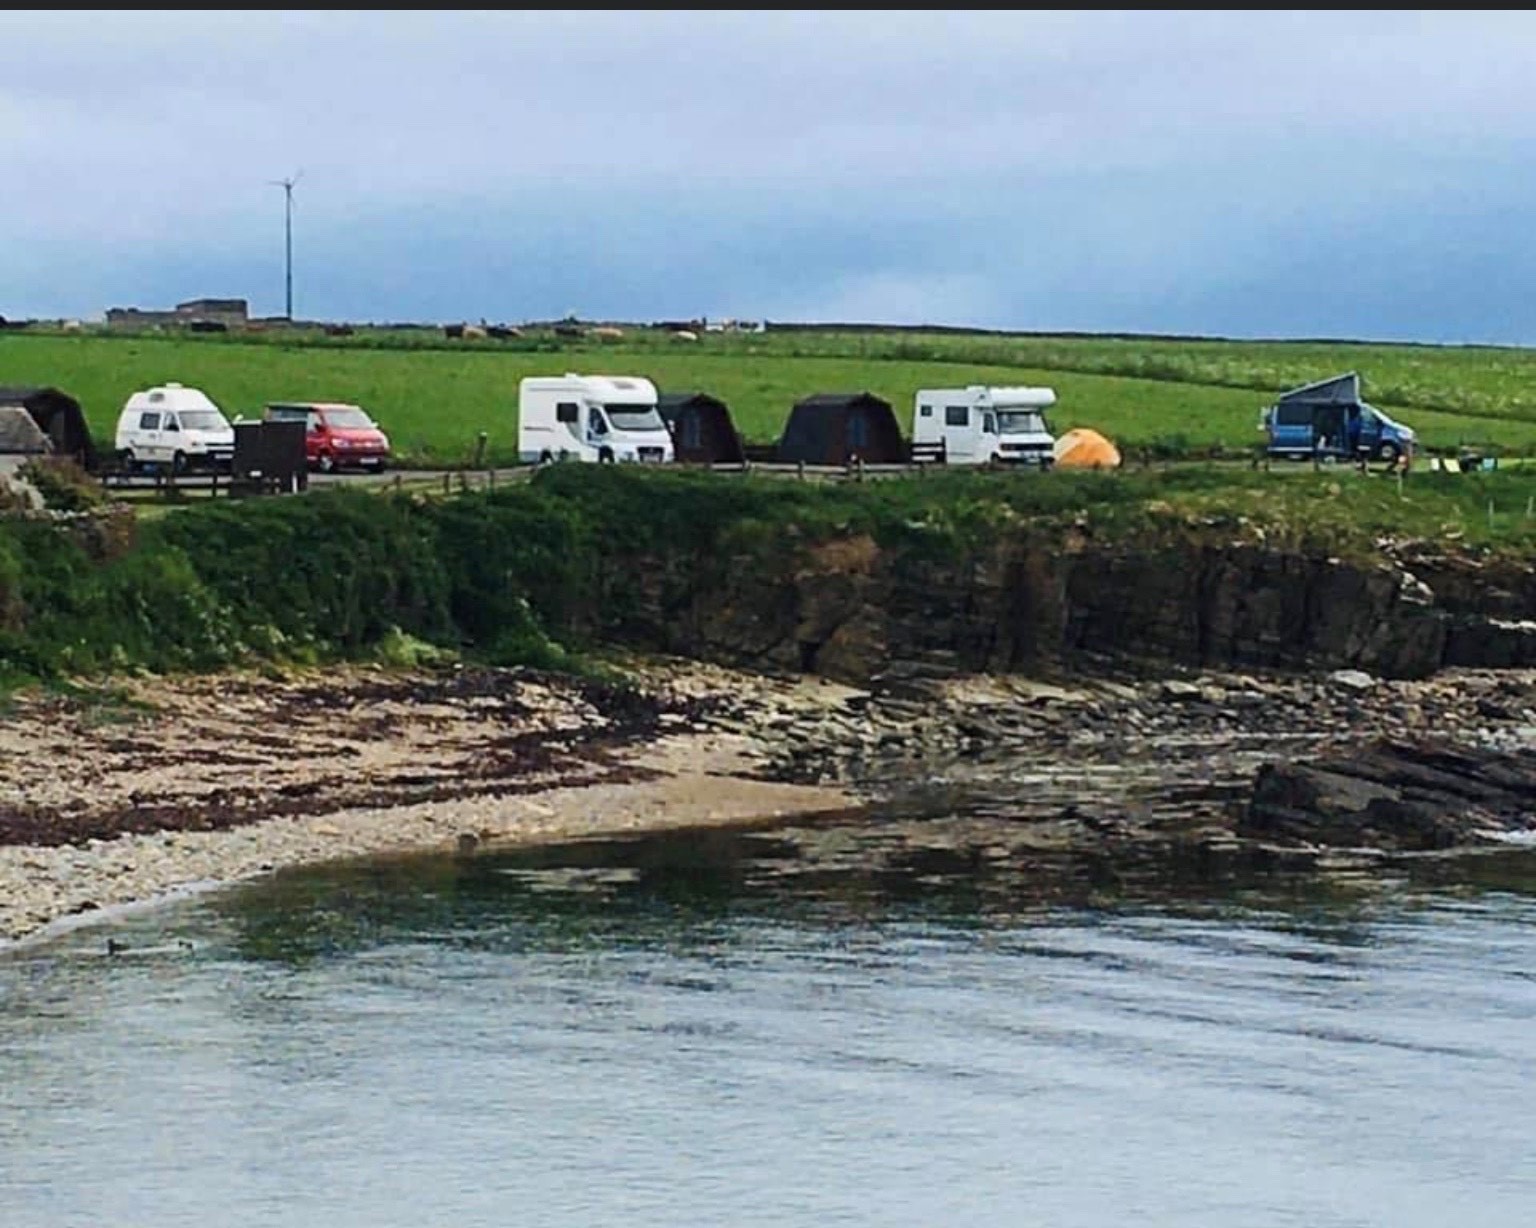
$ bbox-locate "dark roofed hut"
[0,386,96,469]
[776,392,905,466]
[658,391,746,465]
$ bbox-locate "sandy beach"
[0,661,861,947]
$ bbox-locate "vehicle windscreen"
[323,407,376,429]
[997,410,1048,435]
[603,403,665,431]
[179,411,228,431]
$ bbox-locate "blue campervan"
[1260,372,1416,465]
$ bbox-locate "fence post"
[473,431,488,469]
[442,473,451,495]
[796,459,805,481]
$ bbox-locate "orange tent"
[1053,428,1121,470]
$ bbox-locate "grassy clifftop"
[7,328,1536,465]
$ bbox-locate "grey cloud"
[5,11,1536,335]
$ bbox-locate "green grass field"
[6,327,1536,467]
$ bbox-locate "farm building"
[106,297,249,331]
[658,392,746,465]
[776,392,905,466]
[0,387,95,468]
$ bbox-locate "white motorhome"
[911,385,1058,467]
[114,383,236,473]
[518,373,673,464]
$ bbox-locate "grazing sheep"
[590,326,625,341]
[486,325,522,340]
[672,329,699,343]
[462,324,488,340]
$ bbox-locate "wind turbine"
[269,170,303,321]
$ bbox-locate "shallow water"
[2,812,1534,1228]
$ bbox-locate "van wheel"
[538,450,553,465]
[1377,441,1401,466]
[317,452,335,474]
[119,448,136,473]
[171,450,188,475]
[598,447,615,464]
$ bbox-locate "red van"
[264,401,391,473]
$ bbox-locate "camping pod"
[0,386,95,469]
[658,391,747,465]
[776,392,905,466]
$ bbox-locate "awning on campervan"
[1053,428,1121,470]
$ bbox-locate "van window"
[555,402,579,424]
[983,412,996,435]
[945,405,969,427]
[1274,403,1314,427]
[138,412,161,430]
[919,404,933,418]
[588,408,608,436]
[148,391,165,404]
[162,415,181,432]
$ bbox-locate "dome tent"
[1053,428,1121,470]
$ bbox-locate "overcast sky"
[5,10,1536,342]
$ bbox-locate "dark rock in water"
[1241,739,1536,852]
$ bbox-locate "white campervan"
[912,385,1058,467]
[115,383,236,473]
[518,373,673,464]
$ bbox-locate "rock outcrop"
[1241,739,1536,851]
[592,529,1536,685]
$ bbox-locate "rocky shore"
[4,653,1536,948]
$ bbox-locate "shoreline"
[0,661,863,948]
[6,654,1536,949]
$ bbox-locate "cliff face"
[580,528,1536,684]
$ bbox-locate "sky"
[5,9,1536,343]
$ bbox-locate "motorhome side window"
[163,416,180,431]
[139,412,161,430]
[1274,404,1313,426]
[555,402,579,424]
[919,404,933,418]
[983,412,996,434]
[588,408,607,435]
[945,406,969,426]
